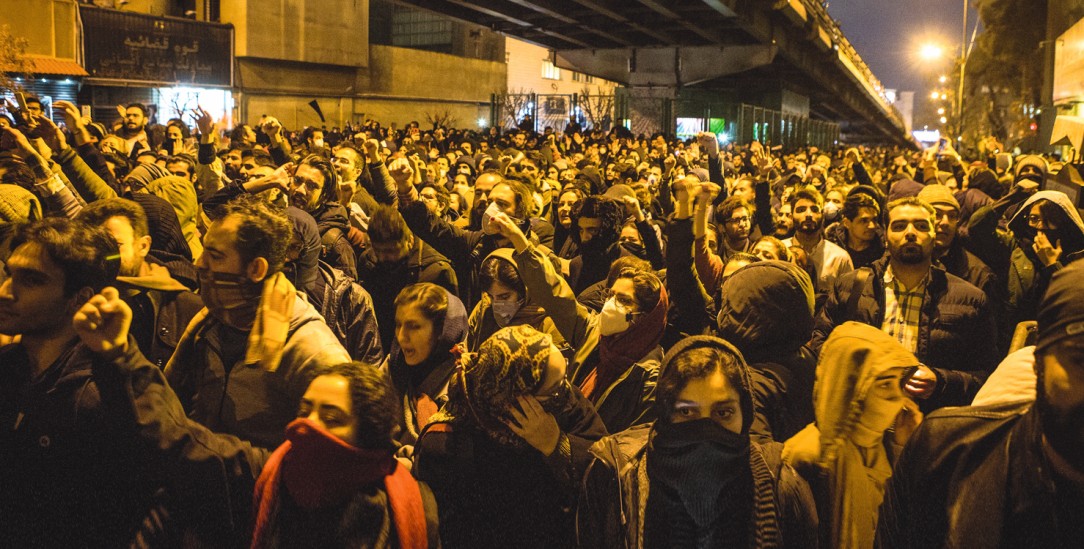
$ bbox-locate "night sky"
[826,0,978,94]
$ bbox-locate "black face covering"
[620,241,647,259]
[648,418,750,529]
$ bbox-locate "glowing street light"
[937,107,945,115]
[940,116,948,124]
[931,91,940,99]
[920,44,944,61]
[940,93,948,100]
[939,75,948,84]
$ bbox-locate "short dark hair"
[125,102,148,117]
[307,362,399,450]
[166,155,196,178]
[841,193,881,221]
[166,119,191,139]
[218,194,292,275]
[714,196,753,227]
[0,158,34,188]
[77,198,150,239]
[11,218,119,296]
[479,256,525,297]
[789,186,824,209]
[299,154,340,206]
[886,196,935,222]
[368,204,412,246]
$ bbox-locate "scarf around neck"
[587,286,669,400]
[251,418,427,549]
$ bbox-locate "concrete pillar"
[625,87,674,136]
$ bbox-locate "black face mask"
[621,241,646,259]
[648,418,749,528]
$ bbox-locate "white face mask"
[481,201,503,235]
[491,299,521,327]
[313,138,325,149]
[823,201,840,219]
[599,297,633,336]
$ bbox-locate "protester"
[577,336,818,548]
[877,260,1084,548]
[414,325,607,548]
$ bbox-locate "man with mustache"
[813,197,996,413]
[782,187,854,297]
[877,260,1084,548]
[287,154,357,279]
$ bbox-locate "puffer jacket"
[717,261,818,441]
[967,189,1084,328]
[812,257,997,411]
[875,402,1074,548]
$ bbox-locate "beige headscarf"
[784,322,920,549]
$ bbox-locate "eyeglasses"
[726,216,751,226]
[1027,214,1046,228]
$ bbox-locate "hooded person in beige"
[783,321,924,549]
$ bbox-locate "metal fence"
[490,92,839,148]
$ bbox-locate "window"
[392,6,453,51]
[542,60,561,80]
[572,72,594,83]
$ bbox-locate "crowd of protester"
[2,93,1084,548]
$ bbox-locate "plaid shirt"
[881,267,929,353]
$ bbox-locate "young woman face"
[670,368,743,433]
[396,303,436,366]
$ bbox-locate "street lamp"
[939,75,948,84]
[919,43,944,62]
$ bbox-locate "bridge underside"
[396,0,908,145]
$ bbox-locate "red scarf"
[251,419,427,549]
[583,286,669,400]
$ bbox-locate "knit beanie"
[917,184,960,211]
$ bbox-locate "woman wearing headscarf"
[414,325,608,549]
[781,322,923,549]
[578,336,818,549]
[464,245,578,355]
[381,283,468,463]
[489,209,668,433]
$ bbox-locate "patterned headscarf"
[436,325,554,447]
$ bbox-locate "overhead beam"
[569,0,676,44]
[635,0,718,43]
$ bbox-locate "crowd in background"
[2,94,1084,549]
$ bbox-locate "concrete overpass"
[395,0,910,145]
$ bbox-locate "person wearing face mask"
[464,243,572,355]
[783,322,924,549]
[69,286,440,547]
[568,195,629,294]
[578,336,818,549]
[381,283,468,464]
[392,163,540,308]
[166,195,350,449]
[493,209,668,433]
[414,325,608,549]
[967,185,1084,330]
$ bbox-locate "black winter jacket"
[812,257,997,411]
[875,401,1079,548]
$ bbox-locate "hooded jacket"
[576,336,818,549]
[717,261,818,441]
[782,322,921,549]
[968,189,1084,328]
[465,247,570,353]
[307,261,384,365]
[144,175,204,260]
